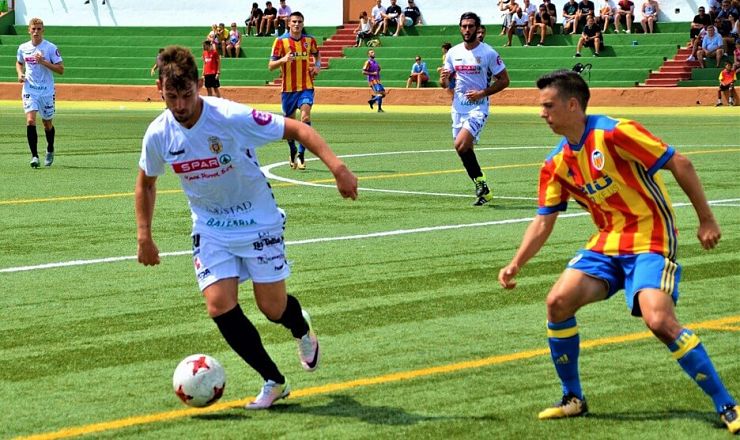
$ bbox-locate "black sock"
[377,97,383,110]
[45,126,55,153]
[213,304,285,383]
[288,140,297,162]
[27,125,38,158]
[268,295,309,338]
[458,148,482,180]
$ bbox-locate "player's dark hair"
[536,69,590,110]
[459,12,481,27]
[290,11,304,20]
[158,46,199,91]
[442,42,452,50]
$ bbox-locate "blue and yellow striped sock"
[547,317,582,399]
[669,328,736,413]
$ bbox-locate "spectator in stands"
[709,0,722,21]
[502,0,520,33]
[499,0,513,34]
[201,40,221,98]
[362,49,385,112]
[687,25,708,61]
[614,0,634,33]
[575,15,602,56]
[523,0,538,22]
[528,4,552,45]
[575,0,596,32]
[506,7,530,45]
[714,16,735,51]
[404,0,423,26]
[716,1,738,31]
[640,0,659,33]
[406,55,429,88]
[371,0,387,35]
[697,24,725,67]
[245,3,263,37]
[716,61,736,105]
[355,11,373,47]
[150,47,164,76]
[563,0,580,34]
[597,0,615,32]
[691,6,712,40]
[215,23,229,55]
[275,0,291,35]
[260,1,278,36]
[478,24,487,42]
[540,0,558,28]
[226,23,242,58]
[207,24,219,47]
[384,0,406,37]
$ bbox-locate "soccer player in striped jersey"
[268,11,320,170]
[498,69,739,434]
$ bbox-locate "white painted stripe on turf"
[2,198,738,274]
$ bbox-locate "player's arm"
[283,118,358,200]
[662,152,720,250]
[310,49,321,76]
[498,212,559,289]
[135,169,161,266]
[15,60,25,82]
[215,52,221,78]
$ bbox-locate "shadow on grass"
[587,409,718,425]
[276,394,499,425]
[192,412,251,421]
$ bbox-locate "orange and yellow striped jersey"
[538,115,678,259]
[270,34,319,92]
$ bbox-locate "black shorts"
[204,74,220,89]
[719,83,733,91]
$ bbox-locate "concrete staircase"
[271,23,356,87]
[643,45,701,87]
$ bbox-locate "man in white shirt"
[440,11,510,206]
[274,0,292,35]
[136,46,357,410]
[371,0,388,35]
[15,17,64,168]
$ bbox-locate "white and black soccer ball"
[172,354,226,407]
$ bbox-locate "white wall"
[13,0,342,26]
[14,0,706,27]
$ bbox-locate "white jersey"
[444,42,506,115]
[16,39,62,97]
[139,97,287,243]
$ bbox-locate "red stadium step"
[639,45,700,87]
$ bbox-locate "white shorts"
[192,231,291,291]
[22,93,56,119]
[452,110,488,143]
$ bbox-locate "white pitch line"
[2,199,737,274]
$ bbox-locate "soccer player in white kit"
[440,12,510,206]
[15,17,64,168]
[135,46,358,409]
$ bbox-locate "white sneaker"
[30,157,40,168]
[297,309,319,371]
[625,29,631,33]
[245,380,290,409]
[44,152,54,167]
[686,55,696,61]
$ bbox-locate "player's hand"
[697,217,721,250]
[439,68,450,82]
[465,89,485,102]
[310,65,320,78]
[284,52,295,63]
[498,263,520,289]
[17,74,25,83]
[333,164,358,200]
[33,53,44,63]
[137,238,161,266]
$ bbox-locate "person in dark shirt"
[575,0,596,31]
[528,5,552,45]
[260,1,278,36]
[540,0,558,28]
[245,2,264,36]
[403,0,423,26]
[691,6,712,39]
[575,14,602,56]
[384,0,406,36]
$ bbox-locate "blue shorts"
[371,83,385,94]
[281,89,314,117]
[567,250,681,317]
